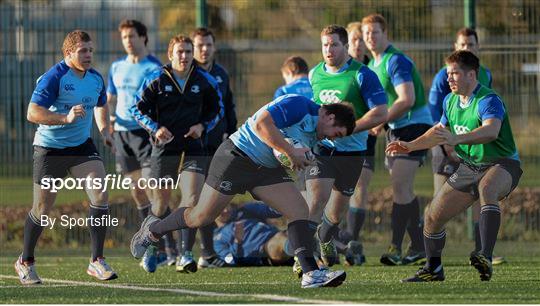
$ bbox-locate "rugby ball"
[273,138,314,168]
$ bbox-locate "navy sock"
[199,222,217,258]
[346,207,366,241]
[424,230,446,271]
[89,205,109,261]
[474,221,482,252]
[391,203,409,250]
[288,220,319,273]
[149,207,188,237]
[156,208,176,255]
[337,229,353,244]
[137,204,151,223]
[406,198,425,252]
[176,231,183,255]
[479,204,501,260]
[318,213,340,243]
[22,213,44,262]
[181,228,197,254]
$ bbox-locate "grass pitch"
[1,241,539,304]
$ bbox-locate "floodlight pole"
[196,0,208,28]
[465,0,476,241]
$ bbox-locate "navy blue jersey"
[203,62,238,148]
[131,64,221,145]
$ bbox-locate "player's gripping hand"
[286,147,315,171]
[65,104,86,123]
[155,126,174,145]
[386,141,413,156]
[184,123,204,139]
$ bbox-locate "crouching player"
[131,94,355,288]
[386,51,522,282]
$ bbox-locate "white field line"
[0,275,355,304]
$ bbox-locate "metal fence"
[1,0,539,180]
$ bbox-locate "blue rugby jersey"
[30,60,106,148]
[310,62,387,151]
[214,202,281,266]
[377,53,433,129]
[107,55,161,131]
[229,94,320,168]
[273,76,313,100]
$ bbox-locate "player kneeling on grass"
[386,50,522,282]
[16,30,117,285]
[131,94,354,288]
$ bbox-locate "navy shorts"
[205,139,294,195]
[385,123,431,168]
[113,129,152,174]
[33,138,102,184]
[150,138,207,180]
[362,134,377,171]
[304,144,365,196]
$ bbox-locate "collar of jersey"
[459,83,482,109]
[323,58,353,74]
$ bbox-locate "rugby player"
[388,50,521,282]
[174,27,237,271]
[107,19,175,272]
[304,24,387,268]
[362,14,433,266]
[131,34,220,274]
[428,28,504,264]
[131,94,354,288]
[274,56,313,100]
[15,30,117,284]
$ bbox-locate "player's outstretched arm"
[27,102,85,125]
[386,124,444,155]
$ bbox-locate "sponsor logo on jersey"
[191,85,200,93]
[82,96,93,104]
[165,85,173,92]
[319,89,342,104]
[215,76,223,83]
[64,84,75,91]
[453,124,471,135]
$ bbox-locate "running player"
[131,94,354,288]
[305,24,387,268]
[362,14,433,266]
[131,34,220,274]
[15,30,117,284]
[107,19,175,272]
[274,56,313,100]
[389,50,521,282]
